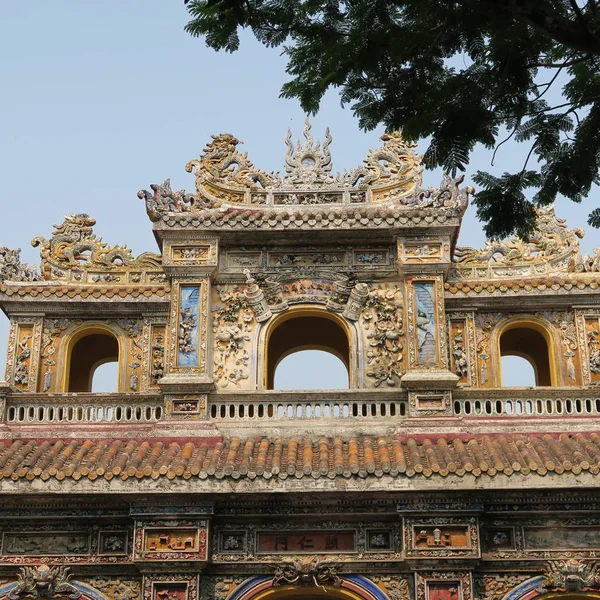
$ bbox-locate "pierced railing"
[5,393,163,424]
[452,389,600,418]
[209,395,408,421]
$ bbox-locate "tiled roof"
[0,285,169,298]
[0,433,599,482]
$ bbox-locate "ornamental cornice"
[445,275,600,298]
[0,283,170,300]
[155,206,464,232]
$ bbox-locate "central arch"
[226,575,391,600]
[263,307,353,390]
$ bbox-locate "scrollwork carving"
[361,286,404,387]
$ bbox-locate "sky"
[0,2,598,390]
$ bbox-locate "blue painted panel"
[178,285,200,366]
[414,282,437,364]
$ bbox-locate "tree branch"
[529,54,592,68]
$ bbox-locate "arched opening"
[66,330,120,392]
[499,323,553,386]
[501,355,537,387]
[274,350,349,390]
[226,574,390,600]
[91,361,119,392]
[266,311,351,390]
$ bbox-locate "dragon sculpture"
[270,556,343,589]
[31,213,161,279]
[7,565,81,600]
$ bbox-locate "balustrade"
[5,393,163,424]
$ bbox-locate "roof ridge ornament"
[281,117,335,187]
[451,206,600,277]
[140,121,473,221]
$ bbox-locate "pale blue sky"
[1,2,597,389]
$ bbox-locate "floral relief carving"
[117,319,144,392]
[451,328,469,380]
[212,284,255,388]
[86,579,141,600]
[371,576,410,600]
[474,574,531,600]
[40,318,71,392]
[540,310,579,382]
[474,313,502,385]
[584,317,600,383]
[360,285,404,387]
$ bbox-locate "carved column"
[397,235,458,416]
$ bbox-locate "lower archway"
[0,578,109,600]
[226,575,390,600]
[502,577,600,600]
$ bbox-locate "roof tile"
[0,434,599,483]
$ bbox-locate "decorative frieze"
[134,519,208,562]
[483,517,600,559]
[0,524,132,564]
[162,238,218,273]
[212,520,401,563]
[404,517,480,559]
[474,574,531,600]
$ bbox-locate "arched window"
[66,330,120,392]
[266,311,350,390]
[501,355,537,387]
[499,323,553,386]
[91,361,119,392]
[274,350,349,390]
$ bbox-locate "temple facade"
[1,119,600,600]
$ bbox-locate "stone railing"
[452,388,600,418]
[4,392,163,425]
[208,391,408,422]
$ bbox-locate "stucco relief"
[447,313,477,386]
[212,284,255,389]
[360,285,404,388]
